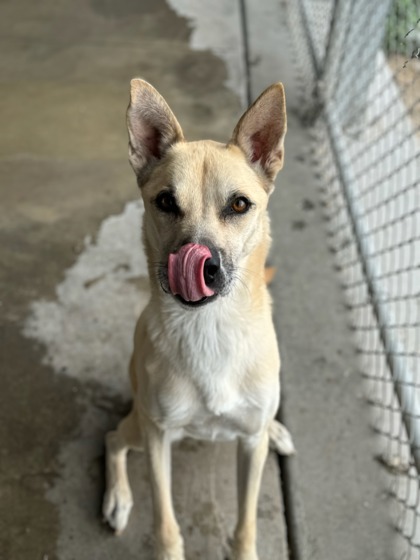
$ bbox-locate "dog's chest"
[146,305,266,436]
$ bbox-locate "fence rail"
[289,0,420,557]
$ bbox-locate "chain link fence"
[288,0,420,557]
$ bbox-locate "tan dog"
[103,79,294,560]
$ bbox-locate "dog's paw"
[102,485,133,534]
[268,419,295,455]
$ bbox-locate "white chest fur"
[138,296,280,442]
[150,299,254,414]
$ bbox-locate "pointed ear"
[127,79,184,184]
[230,83,287,186]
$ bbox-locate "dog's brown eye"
[155,191,179,214]
[231,196,250,214]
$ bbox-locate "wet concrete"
[0,1,287,559]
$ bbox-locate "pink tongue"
[168,243,215,302]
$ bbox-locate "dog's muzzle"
[167,243,221,306]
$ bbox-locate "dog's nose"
[203,253,220,287]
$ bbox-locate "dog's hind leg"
[103,405,143,534]
[268,419,295,456]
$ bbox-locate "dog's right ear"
[127,79,184,184]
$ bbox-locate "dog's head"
[127,80,286,308]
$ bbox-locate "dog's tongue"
[168,243,214,302]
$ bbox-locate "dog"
[103,79,295,560]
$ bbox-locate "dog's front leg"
[143,416,185,560]
[233,430,269,560]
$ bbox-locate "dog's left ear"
[127,79,184,184]
[230,83,287,187]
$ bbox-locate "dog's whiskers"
[231,271,252,299]
[235,265,265,282]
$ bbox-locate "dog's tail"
[264,266,276,286]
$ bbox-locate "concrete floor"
[0,1,398,559]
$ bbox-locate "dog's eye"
[155,192,179,214]
[230,196,250,214]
